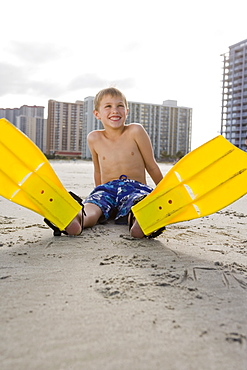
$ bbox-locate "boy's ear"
[93,110,100,120]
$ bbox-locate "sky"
[1,0,246,149]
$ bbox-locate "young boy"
[65,87,163,238]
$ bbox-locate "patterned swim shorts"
[84,175,153,223]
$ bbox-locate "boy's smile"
[109,114,121,121]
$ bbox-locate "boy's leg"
[65,203,103,235]
[83,203,103,228]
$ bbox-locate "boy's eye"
[103,103,125,109]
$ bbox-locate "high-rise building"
[0,105,46,152]
[0,107,20,126]
[221,39,247,150]
[46,100,83,156]
[126,100,192,158]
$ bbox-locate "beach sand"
[0,161,246,370]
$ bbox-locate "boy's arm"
[133,124,163,185]
[87,132,101,186]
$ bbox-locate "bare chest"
[102,140,137,161]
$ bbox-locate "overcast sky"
[1,0,246,149]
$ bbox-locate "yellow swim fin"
[0,118,82,231]
[132,135,247,237]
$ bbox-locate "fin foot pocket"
[129,195,166,239]
[44,192,85,236]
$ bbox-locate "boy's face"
[93,94,128,129]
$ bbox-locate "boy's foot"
[130,219,145,239]
[65,211,83,235]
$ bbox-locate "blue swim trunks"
[84,175,153,224]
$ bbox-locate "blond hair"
[94,87,128,111]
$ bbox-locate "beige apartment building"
[46,100,83,156]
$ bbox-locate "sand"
[0,161,246,370]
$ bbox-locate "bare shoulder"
[126,123,145,135]
[87,129,104,142]
[127,123,143,130]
